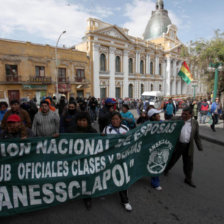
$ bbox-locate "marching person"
[136,109,148,124]
[103,112,132,212]
[191,100,198,120]
[210,98,222,132]
[88,97,98,123]
[0,114,33,139]
[199,99,209,124]
[60,101,78,133]
[147,108,163,191]
[0,101,8,133]
[1,99,31,130]
[98,98,116,133]
[120,104,136,129]
[32,100,60,137]
[164,106,203,188]
[164,98,176,120]
[70,112,97,210]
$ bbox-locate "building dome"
[143,0,172,40]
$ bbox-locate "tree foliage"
[186,30,224,95]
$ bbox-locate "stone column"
[93,44,100,98]
[162,60,166,95]
[123,50,129,98]
[165,57,171,96]
[109,47,116,98]
[173,59,177,96]
[155,56,159,75]
[146,54,149,74]
[134,80,139,99]
[136,51,140,73]
[148,55,151,74]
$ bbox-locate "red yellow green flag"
[178,61,193,84]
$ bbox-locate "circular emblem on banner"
[147,140,172,174]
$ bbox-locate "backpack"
[201,104,208,111]
[165,103,173,115]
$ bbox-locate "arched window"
[151,84,153,91]
[141,84,144,94]
[100,54,106,71]
[128,84,133,98]
[159,63,162,75]
[129,58,133,74]
[150,62,153,74]
[159,84,162,91]
[140,60,144,74]
[115,56,121,72]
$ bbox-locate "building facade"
[0,39,91,103]
[76,0,206,99]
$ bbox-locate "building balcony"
[28,76,52,84]
[58,77,69,83]
[74,77,87,83]
[6,75,22,82]
[0,75,23,84]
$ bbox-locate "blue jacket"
[120,111,136,129]
[211,102,222,114]
[0,109,7,122]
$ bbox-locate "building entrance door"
[77,90,84,98]
[8,90,20,102]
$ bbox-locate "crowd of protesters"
[0,94,222,211]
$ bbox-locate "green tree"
[186,30,224,96]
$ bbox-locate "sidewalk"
[198,121,224,146]
[130,109,224,146]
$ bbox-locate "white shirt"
[179,119,192,143]
[103,124,129,135]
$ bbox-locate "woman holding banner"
[103,112,133,212]
[70,111,97,210]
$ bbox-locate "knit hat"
[7,114,21,122]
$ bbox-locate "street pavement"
[1,139,223,224]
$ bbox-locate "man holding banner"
[164,107,203,188]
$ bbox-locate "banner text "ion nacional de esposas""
[0,120,183,216]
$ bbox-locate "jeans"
[200,112,207,123]
[151,177,160,188]
[89,109,97,122]
[211,114,219,130]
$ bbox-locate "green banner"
[0,121,183,217]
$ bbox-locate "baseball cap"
[147,108,162,118]
[105,98,116,104]
[7,114,21,122]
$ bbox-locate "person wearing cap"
[1,99,31,131]
[148,108,163,191]
[120,104,136,129]
[0,114,33,139]
[98,98,116,133]
[32,100,60,137]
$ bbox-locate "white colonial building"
[76,0,206,99]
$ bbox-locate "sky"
[0,0,224,47]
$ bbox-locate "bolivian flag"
[178,61,193,84]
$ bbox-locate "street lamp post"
[55,30,66,103]
[208,62,223,102]
[192,84,198,99]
